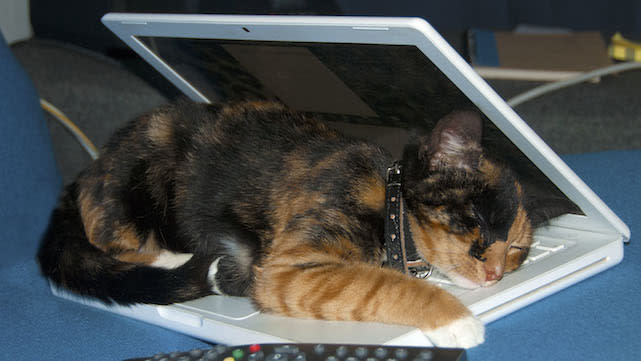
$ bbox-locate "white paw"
[207,257,225,295]
[151,250,193,269]
[424,315,485,349]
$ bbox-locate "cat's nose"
[484,264,503,282]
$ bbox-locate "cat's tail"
[37,184,215,305]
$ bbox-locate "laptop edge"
[47,13,628,347]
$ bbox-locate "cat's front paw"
[423,315,485,348]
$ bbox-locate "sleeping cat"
[38,100,537,348]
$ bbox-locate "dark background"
[31,1,641,54]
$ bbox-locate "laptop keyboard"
[521,239,566,265]
[426,237,568,295]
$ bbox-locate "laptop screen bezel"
[101,13,628,241]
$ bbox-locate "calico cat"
[38,100,537,348]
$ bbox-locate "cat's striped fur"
[38,100,536,348]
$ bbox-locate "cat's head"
[404,110,533,288]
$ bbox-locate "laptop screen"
[138,37,478,127]
[136,36,579,222]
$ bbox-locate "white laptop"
[51,13,630,347]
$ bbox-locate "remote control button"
[215,345,229,353]
[177,356,190,361]
[274,346,300,354]
[336,346,349,358]
[366,357,378,361]
[233,349,245,359]
[416,350,433,361]
[394,349,408,359]
[249,351,265,361]
[224,357,235,361]
[354,347,368,358]
[313,345,326,355]
[326,355,339,361]
[189,349,204,357]
[205,349,220,360]
[267,353,288,361]
[294,353,307,361]
[249,345,262,353]
[374,348,387,359]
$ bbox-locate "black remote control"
[124,343,466,361]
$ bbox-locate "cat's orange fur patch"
[77,188,105,246]
[110,224,140,249]
[100,224,163,265]
[479,156,502,185]
[117,250,159,264]
[78,183,164,265]
[408,215,489,286]
[504,205,533,272]
[352,175,385,211]
[252,254,471,330]
[220,100,285,119]
[309,150,350,177]
[270,191,326,237]
[247,100,286,112]
[146,112,174,146]
[509,206,531,243]
[514,181,524,197]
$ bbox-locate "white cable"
[40,98,99,160]
[507,61,641,107]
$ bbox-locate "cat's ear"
[419,110,483,172]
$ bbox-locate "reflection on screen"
[138,37,478,128]
[137,36,580,218]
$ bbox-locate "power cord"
[40,98,99,160]
[506,61,641,107]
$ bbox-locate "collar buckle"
[407,260,434,279]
